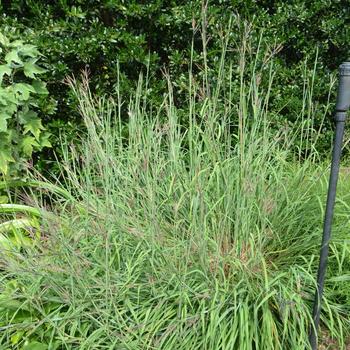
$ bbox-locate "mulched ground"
[319,329,350,349]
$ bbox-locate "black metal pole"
[309,62,350,349]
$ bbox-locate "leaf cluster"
[0,33,53,176]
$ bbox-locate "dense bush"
[1,0,350,172]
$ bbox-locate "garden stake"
[309,62,350,350]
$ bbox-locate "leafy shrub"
[0,33,53,177]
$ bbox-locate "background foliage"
[0,33,53,177]
[0,0,350,172]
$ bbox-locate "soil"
[319,329,350,349]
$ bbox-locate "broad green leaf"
[19,44,40,57]
[39,132,52,148]
[0,180,74,201]
[0,148,14,174]
[24,59,47,78]
[19,110,38,124]
[20,83,36,93]
[9,40,24,48]
[0,118,7,132]
[5,50,22,64]
[0,218,38,234]
[0,64,11,84]
[24,118,44,140]
[21,136,39,156]
[0,33,9,46]
[0,88,17,104]
[0,93,7,105]
[0,112,11,132]
[32,80,49,95]
[0,133,11,144]
[4,102,17,115]
[0,204,41,216]
[13,83,36,101]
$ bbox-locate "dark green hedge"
[1,0,350,170]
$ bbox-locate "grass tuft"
[1,28,350,349]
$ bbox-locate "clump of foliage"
[0,33,52,177]
[1,36,350,349]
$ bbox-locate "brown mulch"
[319,329,350,350]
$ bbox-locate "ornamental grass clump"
[1,31,350,349]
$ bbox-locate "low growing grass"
[1,35,350,349]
